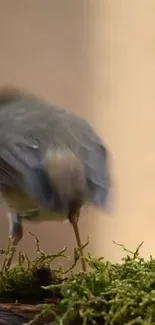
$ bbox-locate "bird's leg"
[7,213,23,268]
[68,211,87,272]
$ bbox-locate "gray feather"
[0,88,110,211]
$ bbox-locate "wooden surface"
[0,302,84,325]
[0,303,52,325]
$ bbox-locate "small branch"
[113,240,144,260]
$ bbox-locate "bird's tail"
[42,147,86,208]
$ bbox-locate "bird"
[0,86,111,272]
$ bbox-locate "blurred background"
[0,0,155,269]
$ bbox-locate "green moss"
[1,237,155,325]
[0,232,66,302]
[42,242,155,325]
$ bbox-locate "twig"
[63,237,89,275]
[113,240,144,259]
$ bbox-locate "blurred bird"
[0,86,111,272]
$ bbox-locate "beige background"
[0,0,155,269]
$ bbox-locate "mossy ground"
[0,236,155,325]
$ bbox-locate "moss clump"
[0,232,67,302]
[42,241,155,325]
[1,237,155,325]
